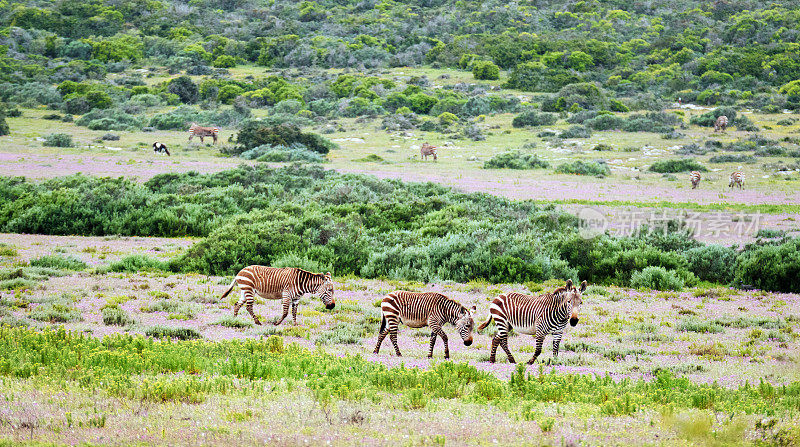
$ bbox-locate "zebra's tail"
[477,314,493,332]
[379,315,386,333]
[220,277,237,300]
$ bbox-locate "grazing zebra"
[188,122,219,143]
[714,115,729,132]
[690,171,701,189]
[152,142,170,156]
[420,142,438,161]
[477,279,586,364]
[729,171,745,189]
[220,266,335,326]
[373,291,476,358]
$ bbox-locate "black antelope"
[420,142,438,161]
[714,115,728,132]
[478,279,586,364]
[188,122,219,143]
[729,171,745,189]
[374,291,476,358]
[690,171,701,189]
[152,142,170,156]
[220,266,334,325]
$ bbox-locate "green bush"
[168,76,199,104]
[649,159,707,173]
[240,144,325,163]
[708,154,756,163]
[472,61,500,80]
[677,317,724,333]
[511,110,557,127]
[555,160,610,176]
[30,255,86,271]
[735,238,800,292]
[102,305,134,326]
[236,122,337,154]
[483,151,550,170]
[42,133,74,147]
[145,326,201,340]
[559,125,591,138]
[630,266,685,291]
[30,300,82,323]
[104,255,167,273]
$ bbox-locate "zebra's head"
[317,272,335,309]
[456,305,477,346]
[566,280,587,327]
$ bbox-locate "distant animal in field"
[690,171,701,189]
[220,266,334,326]
[420,142,438,161]
[478,279,586,364]
[374,291,475,359]
[714,115,729,132]
[152,142,170,156]
[188,122,219,143]
[729,171,745,189]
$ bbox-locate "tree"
[168,76,199,104]
[472,60,500,80]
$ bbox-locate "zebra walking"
[729,171,745,189]
[714,115,729,132]
[220,266,335,325]
[478,279,586,364]
[374,291,476,358]
[188,122,219,143]
[420,142,438,161]
[690,171,701,189]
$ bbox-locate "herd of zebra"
[222,265,586,364]
[690,170,745,190]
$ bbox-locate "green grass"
[144,325,201,340]
[30,254,87,271]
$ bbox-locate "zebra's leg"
[274,291,292,326]
[500,336,515,364]
[233,289,246,316]
[389,326,402,357]
[439,329,449,359]
[243,292,261,326]
[527,336,545,364]
[552,332,563,358]
[428,332,438,358]
[374,328,389,354]
[489,336,500,363]
[291,297,300,325]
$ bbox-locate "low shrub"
[240,144,325,163]
[236,122,337,154]
[555,160,610,176]
[42,133,73,147]
[30,301,82,323]
[104,255,167,273]
[30,255,87,271]
[630,266,685,291]
[649,159,707,173]
[559,125,591,138]
[102,305,134,326]
[511,110,557,127]
[677,317,724,333]
[145,326,201,340]
[735,238,800,292]
[686,245,737,284]
[709,154,756,163]
[483,151,550,170]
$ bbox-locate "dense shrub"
[102,305,134,326]
[511,110,557,127]
[708,154,756,163]
[559,125,591,138]
[584,114,625,130]
[630,266,685,291]
[76,109,146,131]
[555,160,610,176]
[735,239,800,292]
[472,61,500,80]
[30,255,86,271]
[648,159,707,173]
[168,76,199,104]
[240,144,325,163]
[236,122,337,154]
[483,151,550,170]
[42,133,73,147]
[686,245,737,284]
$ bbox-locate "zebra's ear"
[470,305,477,313]
[565,279,573,290]
[579,280,587,292]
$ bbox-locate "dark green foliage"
[145,326,202,340]
[472,61,500,80]
[168,76,199,104]
[709,154,756,163]
[686,245,737,284]
[735,239,800,292]
[30,255,86,271]
[42,133,73,147]
[689,107,738,127]
[236,122,337,154]
[511,110,557,128]
[240,144,325,163]
[483,151,550,170]
[105,255,167,273]
[630,266,685,291]
[559,125,591,139]
[542,83,607,112]
[0,110,9,136]
[649,159,707,173]
[505,63,582,93]
[555,160,610,176]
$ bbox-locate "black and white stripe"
[220,266,335,325]
[374,291,475,358]
[153,142,170,156]
[729,171,745,189]
[188,122,219,143]
[478,279,586,364]
[690,171,701,189]
[714,115,729,132]
[420,142,438,161]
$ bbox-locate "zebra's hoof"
[508,358,517,364]
[254,320,262,326]
[488,358,496,363]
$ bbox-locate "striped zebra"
[188,122,219,143]
[220,266,335,326]
[420,142,438,161]
[729,171,745,189]
[373,291,476,358]
[690,171,701,189]
[477,279,586,364]
[714,115,729,132]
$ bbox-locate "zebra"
[477,279,586,364]
[152,142,170,156]
[219,266,335,326]
[373,291,476,358]
[714,115,729,132]
[690,171,701,189]
[188,122,219,143]
[729,171,745,189]
[420,142,438,161]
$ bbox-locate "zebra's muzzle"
[463,338,473,346]
[569,317,579,327]
[326,302,336,310]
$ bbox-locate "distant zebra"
[152,142,170,156]
[220,266,335,326]
[690,171,701,189]
[477,279,586,364]
[374,291,476,358]
[420,142,438,161]
[714,115,729,132]
[188,122,219,143]
[729,171,745,189]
